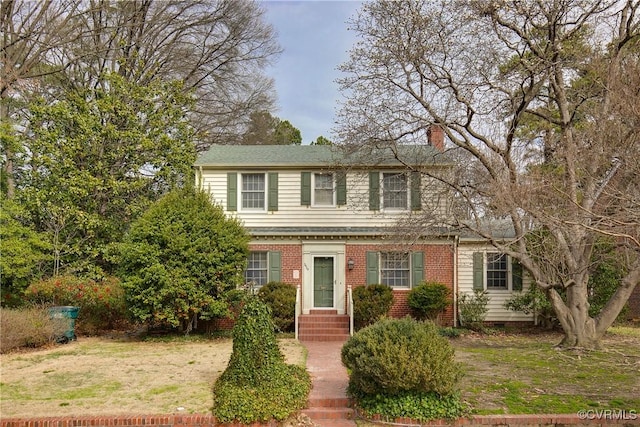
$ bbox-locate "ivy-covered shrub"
[458,290,490,331]
[213,298,311,424]
[24,275,127,333]
[353,284,393,330]
[356,391,468,422]
[407,281,451,321]
[342,317,462,396]
[257,282,296,332]
[0,307,67,353]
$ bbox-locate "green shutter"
[473,252,484,290]
[268,251,281,282]
[366,251,379,285]
[369,172,380,210]
[268,172,278,211]
[412,251,424,286]
[512,258,523,291]
[411,171,422,210]
[227,173,237,211]
[336,172,347,205]
[301,172,311,206]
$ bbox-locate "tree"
[337,0,640,348]
[19,72,196,275]
[0,195,51,305]
[240,110,302,145]
[312,135,333,145]
[115,188,250,332]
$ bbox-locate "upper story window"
[242,173,265,210]
[314,173,335,206]
[383,173,408,209]
[381,252,410,288]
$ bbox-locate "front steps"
[297,310,351,342]
[304,397,355,426]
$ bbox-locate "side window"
[473,252,518,290]
[486,253,508,289]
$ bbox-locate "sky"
[261,0,363,145]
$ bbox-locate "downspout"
[453,235,459,327]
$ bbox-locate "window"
[472,252,522,291]
[242,173,265,209]
[383,173,408,209]
[486,253,508,289]
[314,173,334,206]
[245,252,268,288]
[381,252,410,288]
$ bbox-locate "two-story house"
[194,130,533,340]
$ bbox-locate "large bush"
[0,307,67,353]
[341,317,462,397]
[257,282,296,332]
[114,188,249,332]
[213,298,311,423]
[24,275,127,333]
[407,281,451,321]
[352,284,394,330]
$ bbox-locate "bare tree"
[57,0,281,150]
[337,0,640,348]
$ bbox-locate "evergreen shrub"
[407,281,451,321]
[213,297,310,423]
[352,284,393,330]
[257,281,296,332]
[458,290,490,331]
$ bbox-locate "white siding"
[457,243,534,322]
[199,169,449,229]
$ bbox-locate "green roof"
[194,144,445,168]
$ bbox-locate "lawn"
[0,328,638,418]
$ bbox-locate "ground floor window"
[381,252,410,288]
[245,251,268,289]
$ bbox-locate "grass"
[1,327,638,418]
[453,329,640,415]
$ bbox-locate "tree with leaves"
[312,135,333,145]
[115,189,249,332]
[241,110,302,145]
[337,0,640,348]
[19,72,196,275]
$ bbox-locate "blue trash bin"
[49,306,80,343]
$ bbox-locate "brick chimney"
[427,125,444,151]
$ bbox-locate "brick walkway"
[302,341,356,427]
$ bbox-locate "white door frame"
[302,242,346,314]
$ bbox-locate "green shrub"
[407,281,451,321]
[352,284,393,330]
[0,307,67,353]
[24,275,127,333]
[341,317,462,397]
[356,391,468,422]
[213,297,311,423]
[439,327,461,338]
[257,282,296,332]
[458,289,490,331]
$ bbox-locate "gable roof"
[194,144,447,169]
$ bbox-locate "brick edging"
[2,413,639,427]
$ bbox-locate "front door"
[313,256,334,308]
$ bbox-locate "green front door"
[313,257,334,308]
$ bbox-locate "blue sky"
[262,0,363,144]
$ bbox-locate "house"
[194,133,534,340]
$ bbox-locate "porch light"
[347,258,355,270]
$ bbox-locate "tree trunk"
[547,286,602,349]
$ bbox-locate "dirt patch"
[0,336,306,418]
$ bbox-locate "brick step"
[298,328,350,336]
[309,309,338,314]
[308,397,351,408]
[298,334,350,342]
[302,407,354,420]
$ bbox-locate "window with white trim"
[383,172,408,209]
[381,252,410,288]
[242,173,265,210]
[486,253,508,289]
[313,173,335,206]
[245,252,268,288]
